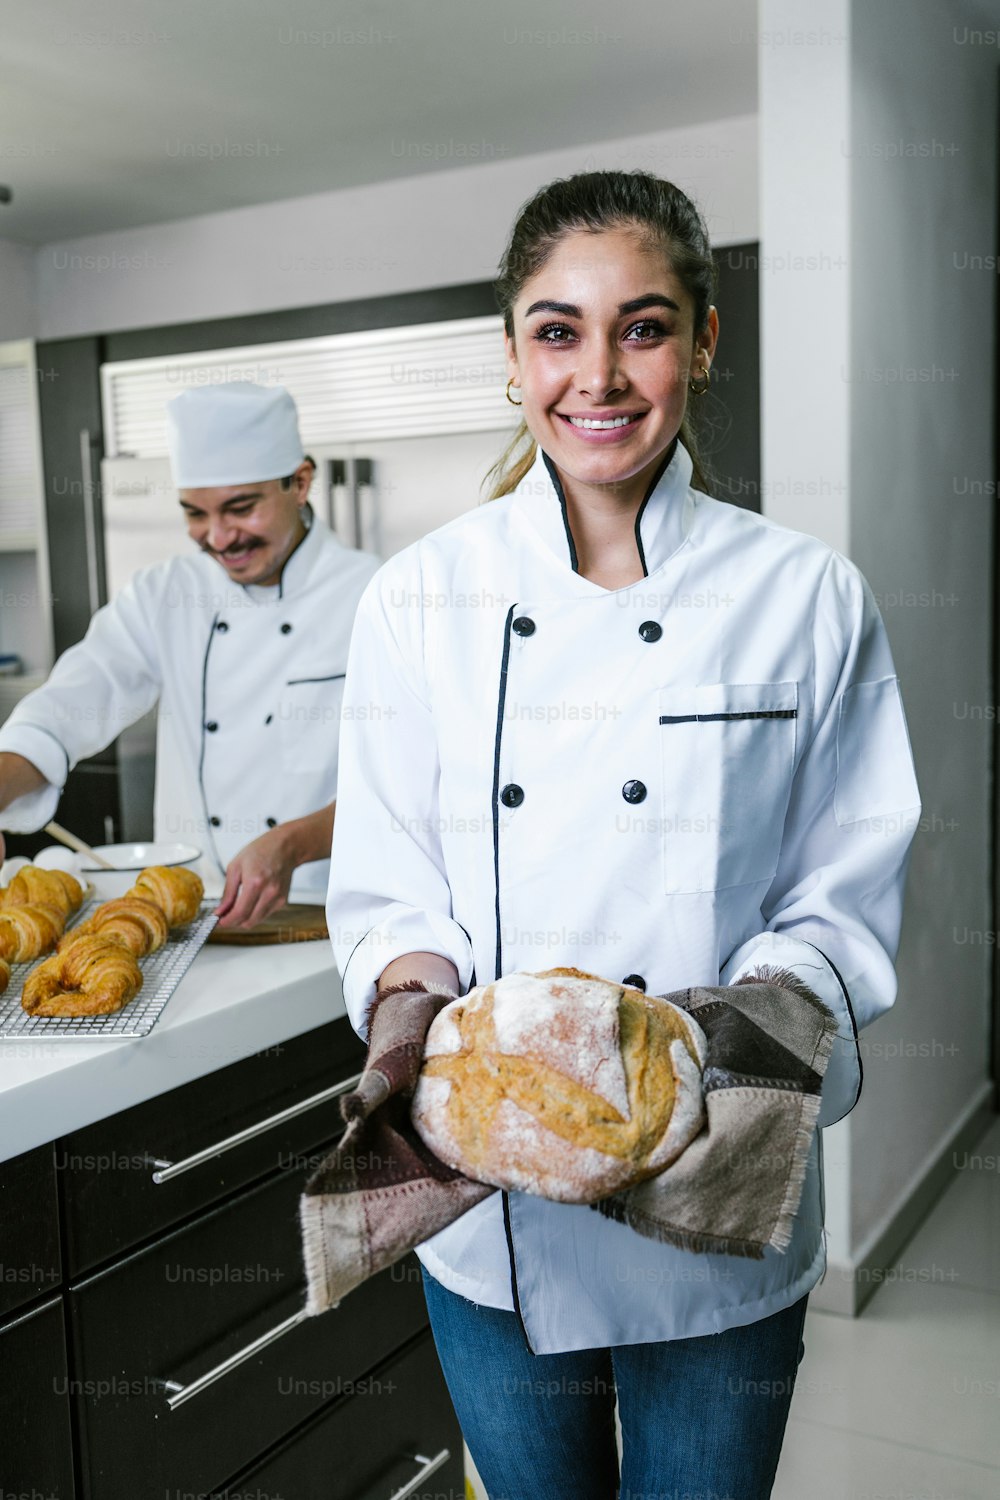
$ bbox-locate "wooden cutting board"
[206,903,329,946]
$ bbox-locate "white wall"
[0,237,38,341]
[847,0,997,1250]
[761,0,997,1294]
[32,114,758,340]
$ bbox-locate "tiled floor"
[773,1115,1000,1498]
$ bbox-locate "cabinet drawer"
[70,1158,428,1500]
[59,1017,365,1274]
[0,1296,76,1498]
[0,1141,61,1318]
[220,1328,465,1500]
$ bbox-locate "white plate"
[79,842,202,873]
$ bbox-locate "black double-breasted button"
[265,714,273,725]
[205,721,218,733]
[500,784,524,808]
[266,817,278,828]
[209,815,221,827]
[638,620,662,643]
[622,780,647,804]
[512,616,536,637]
[622,974,647,992]
[280,622,293,634]
[216,620,229,633]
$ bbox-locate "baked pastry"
[1,866,83,917]
[128,865,203,927]
[0,957,9,995]
[412,968,707,1204]
[0,902,66,962]
[63,895,169,958]
[21,935,143,1017]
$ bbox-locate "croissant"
[63,896,169,958]
[21,935,143,1017]
[1,867,83,917]
[0,957,9,995]
[128,865,203,927]
[0,902,67,963]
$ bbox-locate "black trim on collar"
[197,612,226,877]
[492,606,516,981]
[540,452,580,573]
[541,439,677,578]
[633,440,677,579]
[277,503,314,601]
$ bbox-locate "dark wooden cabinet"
[0,1141,61,1318]
[1,1017,463,1498]
[58,1020,364,1275]
[221,1328,465,1499]
[0,1297,76,1498]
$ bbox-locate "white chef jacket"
[327,440,921,1353]
[0,510,379,902]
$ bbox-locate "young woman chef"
[0,382,379,928]
[327,172,921,1498]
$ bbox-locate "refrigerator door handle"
[79,428,101,615]
[353,456,377,555]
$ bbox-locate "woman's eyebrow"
[524,294,680,318]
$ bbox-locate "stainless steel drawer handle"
[150,1072,362,1184]
[162,1307,308,1410]
[388,1449,451,1500]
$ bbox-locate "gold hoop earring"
[688,367,711,397]
[505,379,523,407]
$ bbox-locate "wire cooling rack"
[0,904,218,1041]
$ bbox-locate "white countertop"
[0,941,348,1163]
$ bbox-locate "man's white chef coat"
[0,510,379,901]
[327,440,922,1353]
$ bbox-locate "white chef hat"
[166,381,305,488]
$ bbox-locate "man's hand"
[213,802,336,931]
[213,826,298,930]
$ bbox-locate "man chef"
[0,381,380,929]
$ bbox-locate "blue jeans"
[421,1266,808,1500]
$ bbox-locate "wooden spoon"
[43,821,117,871]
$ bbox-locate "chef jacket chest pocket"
[657,681,798,894]
[277,673,346,775]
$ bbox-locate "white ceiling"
[0,0,758,244]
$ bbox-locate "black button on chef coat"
[622,780,647,804]
[205,721,218,733]
[280,623,293,634]
[638,620,662,642]
[622,974,647,992]
[216,620,229,632]
[500,784,525,808]
[512,616,536,636]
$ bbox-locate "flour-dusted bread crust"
[412,967,707,1203]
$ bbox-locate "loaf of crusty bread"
[412,967,707,1203]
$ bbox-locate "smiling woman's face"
[504,225,718,506]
